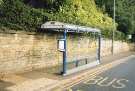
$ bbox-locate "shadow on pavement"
[0,80,15,91]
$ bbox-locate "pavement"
[0,51,134,91]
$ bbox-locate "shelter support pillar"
[62,30,67,75]
[98,33,101,63]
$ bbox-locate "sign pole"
[112,0,116,55]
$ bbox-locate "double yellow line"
[65,59,128,90]
[52,56,132,91]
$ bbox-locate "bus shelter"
[41,21,101,76]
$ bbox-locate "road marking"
[66,77,129,91]
[65,56,133,90]
[66,89,83,91]
[97,77,117,87]
[112,79,129,88]
[51,55,134,91]
[84,76,103,85]
[84,76,129,89]
[65,62,123,90]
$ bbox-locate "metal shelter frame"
[41,21,101,76]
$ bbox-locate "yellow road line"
[65,61,127,89]
[51,56,131,91]
[65,64,117,89]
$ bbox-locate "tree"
[95,0,135,34]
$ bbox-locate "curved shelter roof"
[41,21,101,33]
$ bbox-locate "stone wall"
[0,31,131,74]
[101,39,130,56]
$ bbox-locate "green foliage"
[102,29,127,41]
[52,0,114,30]
[95,0,135,34]
[0,0,52,31]
[0,0,3,5]
[0,0,114,32]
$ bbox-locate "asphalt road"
[70,55,135,91]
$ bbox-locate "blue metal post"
[75,60,79,67]
[98,33,101,63]
[85,58,88,64]
[62,30,67,74]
